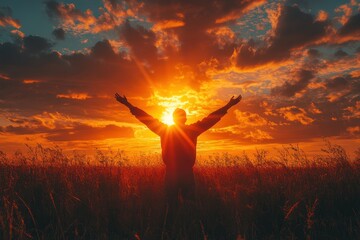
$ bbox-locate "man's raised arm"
[115,93,166,136]
[192,95,242,135]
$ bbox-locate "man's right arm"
[115,93,166,136]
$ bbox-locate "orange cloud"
[266,3,281,32]
[316,10,328,22]
[215,0,266,24]
[56,93,91,100]
[244,129,273,141]
[0,73,10,80]
[152,20,185,30]
[344,101,360,120]
[23,79,42,84]
[234,110,276,127]
[206,27,235,49]
[277,106,314,125]
[0,7,21,29]
[347,126,360,135]
[335,4,352,25]
[309,103,322,114]
[45,1,122,34]
[10,29,25,38]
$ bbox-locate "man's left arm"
[192,95,242,134]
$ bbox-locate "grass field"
[1,143,360,239]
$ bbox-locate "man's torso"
[160,125,199,173]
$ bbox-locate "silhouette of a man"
[115,93,241,205]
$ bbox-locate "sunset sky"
[0,0,359,156]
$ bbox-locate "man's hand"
[115,93,131,108]
[227,95,242,107]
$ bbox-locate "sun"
[154,91,190,126]
[161,108,175,125]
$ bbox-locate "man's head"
[173,108,187,125]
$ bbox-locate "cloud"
[0,111,134,141]
[52,28,65,40]
[0,7,21,28]
[115,0,265,72]
[316,10,328,22]
[0,37,156,122]
[56,92,90,100]
[90,39,117,60]
[277,106,314,125]
[134,0,265,24]
[23,35,53,54]
[45,1,118,34]
[307,48,321,58]
[308,102,322,114]
[334,49,348,58]
[235,5,330,68]
[335,4,353,25]
[243,129,273,141]
[343,101,360,120]
[325,76,349,90]
[206,125,274,143]
[1,122,134,141]
[234,110,276,127]
[338,12,360,37]
[271,69,314,97]
[10,29,24,39]
[45,1,96,28]
[46,124,134,141]
[102,0,140,17]
[347,126,360,135]
[120,21,157,64]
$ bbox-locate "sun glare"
[162,108,175,125]
[153,91,194,126]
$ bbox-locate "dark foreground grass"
[1,145,360,239]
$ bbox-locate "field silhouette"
[1,142,360,239]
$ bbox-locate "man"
[115,93,242,206]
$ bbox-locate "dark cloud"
[24,35,53,54]
[46,124,134,141]
[0,37,155,120]
[325,76,350,90]
[45,0,241,86]
[271,69,314,97]
[334,49,348,58]
[132,0,264,24]
[271,6,328,50]
[284,0,310,8]
[0,6,21,28]
[1,122,134,141]
[307,48,320,58]
[338,12,360,37]
[45,1,62,18]
[45,1,85,20]
[116,0,262,68]
[91,39,117,60]
[1,125,47,135]
[120,21,157,64]
[0,41,21,65]
[236,5,329,68]
[52,28,65,40]
[239,74,360,143]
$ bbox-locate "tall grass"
[0,142,360,239]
